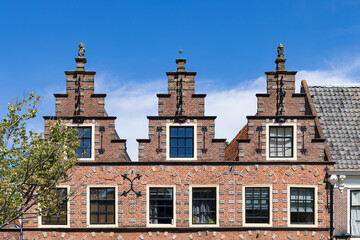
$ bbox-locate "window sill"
[78,157,95,161]
[287,223,318,228]
[87,224,117,228]
[266,157,297,161]
[189,223,219,228]
[242,223,272,227]
[166,157,197,161]
[146,223,177,228]
[38,224,70,228]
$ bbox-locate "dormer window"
[166,123,197,160]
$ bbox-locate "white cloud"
[205,77,265,142]
[296,57,360,88]
[95,73,166,161]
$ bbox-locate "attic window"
[169,126,194,158]
[269,126,293,158]
[75,127,92,158]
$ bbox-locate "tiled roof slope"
[309,86,360,170]
[225,124,248,162]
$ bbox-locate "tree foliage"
[0,93,78,228]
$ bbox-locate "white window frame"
[242,185,273,227]
[166,123,197,161]
[346,184,360,239]
[266,122,297,161]
[189,185,219,227]
[67,123,95,161]
[287,185,318,227]
[38,185,70,228]
[146,185,176,228]
[87,185,118,228]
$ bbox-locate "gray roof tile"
[309,86,360,170]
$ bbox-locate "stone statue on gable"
[78,42,85,58]
[277,43,284,58]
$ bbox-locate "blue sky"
[1,1,360,160]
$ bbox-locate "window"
[269,126,293,158]
[90,188,115,224]
[149,188,174,225]
[290,188,314,224]
[192,188,216,225]
[42,188,68,225]
[350,190,360,236]
[169,126,194,158]
[245,187,270,224]
[75,127,92,158]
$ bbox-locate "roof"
[225,124,248,162]
[309,85,360,170]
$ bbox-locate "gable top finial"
[275,43,286,70]
[277,43,284,58]
[78,42,85,58]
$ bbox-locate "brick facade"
[1,44,334,239]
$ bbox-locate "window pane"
[178,148,185,157]
[185,148,193,157]
[99,213,106,223]
[352,191,360,205]
[107,213,115,224]
[285,127,293,137]
[186,138,193,146]
[83,128,91,138]
[186,127,193,136]
[284,138,292,147]
[178,128,185,137]
[170,138,177,146]
[99,203,106,212]
[278,127,284,136]
[285,148,292,157]
[170,148,177,157]
[107,189,115,199]
[178,138,185,147]
[270,127,277,137]
[269,139,277,148]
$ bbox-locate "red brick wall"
[20,163,330,239]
